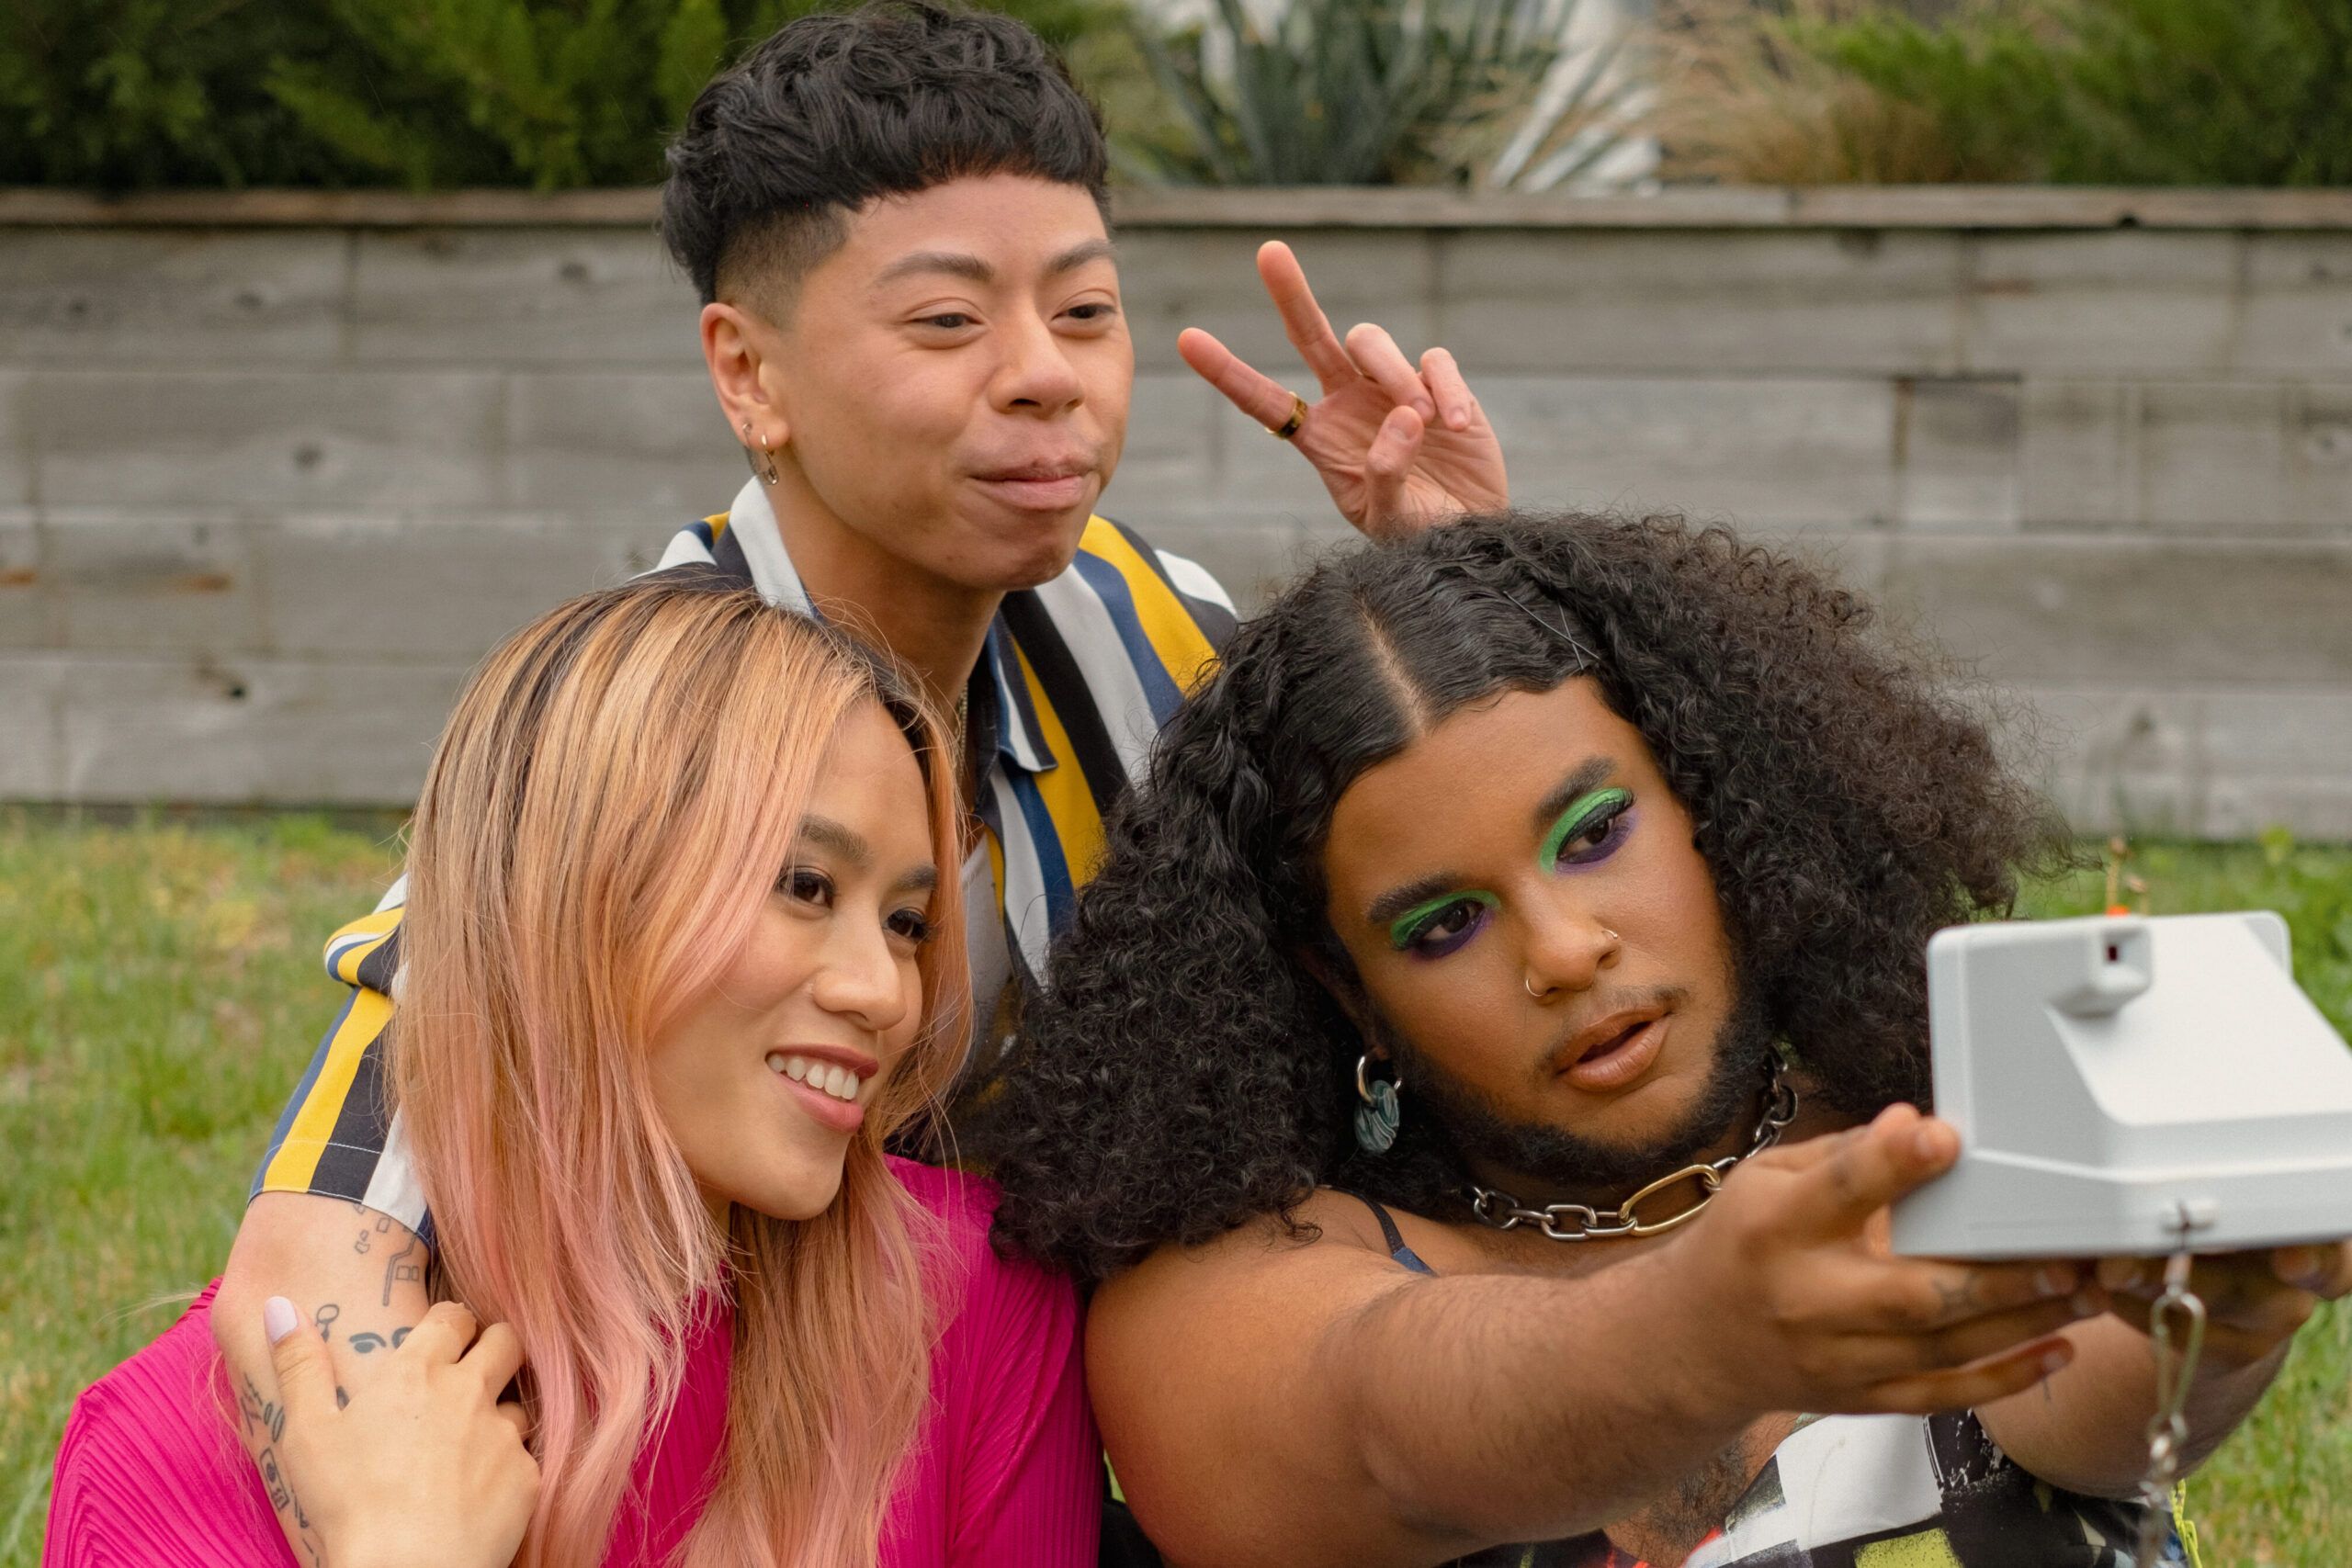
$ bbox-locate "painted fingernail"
[264,1295,299,1345]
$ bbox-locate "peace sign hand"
[1179,242,1509,542]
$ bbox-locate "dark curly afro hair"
[983,511,2073,1283]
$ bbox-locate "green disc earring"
[1354,1055,1402,1155]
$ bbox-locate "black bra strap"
[1359,1194,1410,1258]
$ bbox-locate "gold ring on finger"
[1268,392,1309,441]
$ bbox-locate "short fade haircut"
[661,1,1112,310]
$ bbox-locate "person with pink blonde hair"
[47,570,1100,1568]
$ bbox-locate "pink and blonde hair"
[390,571,968,1567]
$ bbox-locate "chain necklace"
[1464,1056,1798,1242]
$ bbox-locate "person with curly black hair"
[985,512,2352,1568]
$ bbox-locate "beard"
[1373,976,1778,1195]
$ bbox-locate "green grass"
[0,814,2346,1564]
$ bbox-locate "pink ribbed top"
[46,1161,1100,1567]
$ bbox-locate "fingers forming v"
[1178,327,1307,435]
[1256,241,1355,391]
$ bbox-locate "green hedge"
[0,0,1113,190]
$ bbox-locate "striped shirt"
[254,479,1235,1234]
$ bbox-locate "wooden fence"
[2,187,2348,837]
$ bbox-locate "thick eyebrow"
[872,238,1117,291]
[797,815,938,897]
[1365,872,1467,932]
[1361,756,1621,931]
[797,815,869,867]
[1046,237,1119,276]
[874,250,995,288]
[1532,757,1619,835]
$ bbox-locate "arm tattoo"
[382,1232,423,1307]
[312,1302,340,1341]
[353,1213,395,1255]
[242,1371,288,1445]
[256,1446,293,1510]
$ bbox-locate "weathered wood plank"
[0,653,57,795]
[0,507,45,649]
[41,509,265,655]
[0,371,28,508]
[2239,234,2352,378]
[1434,230,1967,375]
[28,370,506,511]
[0,231,347,366]
[259,512,655,660]
[6,651,471,806]
[1119,230,1438,377]
[1389,374,1902,527]
[1895,378,2020,531]
[1102,374,1226,501]
[0,188,667,229]
[14,186,2352,233]
[504,371,741,514]
[2290,384,2352,525]
[2137,383,2292,531]
[2018,378,2352,531]
[2019,379,2137,529]
[1883,536,2352,685]
[1963,231,2241,377]
[2018,683,2352,840]
[351,231,703,367]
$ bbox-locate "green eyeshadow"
[1387,888,1499,951]
[1539,787,1633,866]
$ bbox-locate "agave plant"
[1122,0,1638,187]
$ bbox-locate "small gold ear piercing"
[741,420,780,486]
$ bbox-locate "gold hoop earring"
[741,420,780,487]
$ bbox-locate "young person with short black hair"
[200,5,1509,1561]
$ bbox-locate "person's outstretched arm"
[1088,1107,2096,1568]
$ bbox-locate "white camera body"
[1890,910,2352,1259]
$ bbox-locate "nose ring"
[1523,930,1619,999]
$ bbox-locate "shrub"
[1655,0,2352,187]
[1124,0,1637,186]
[0,0,1121,191]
